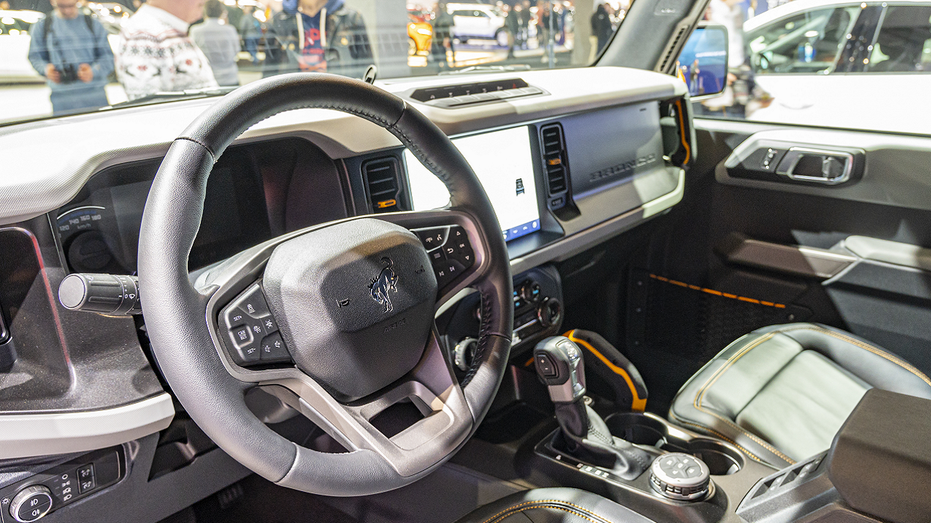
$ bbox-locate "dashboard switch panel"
[0,447,123,523]
[220,283,292,366]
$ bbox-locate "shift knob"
[533,336,586,403]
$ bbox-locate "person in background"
[239,3,262,64]
[190,0,241,86]
[590,3,613,55]
[431,1,455,68]
[224,0,243,30]
[262,0,371,78]
[505,3,519,57]
[27,0,115,114]
[519,0,531,48]
[116,0,218,99]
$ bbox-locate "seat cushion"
[669,323,931,468]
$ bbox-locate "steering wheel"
[138,74,514,496]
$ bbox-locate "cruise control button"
[229,326,254,349]
[260,333,290,362]
[259,315,278,334]
[247,320,266,339]
[225,308,247,329]
[238,288,270,318]
[236,344,261,364]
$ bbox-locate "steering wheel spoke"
[249,331,472,477]
[375,209,488,308]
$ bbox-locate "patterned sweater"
[116,5,218,100]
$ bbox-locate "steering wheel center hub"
[263,218,438,401]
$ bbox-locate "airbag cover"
[263,219,437,401]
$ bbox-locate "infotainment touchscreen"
[406,126,541,242]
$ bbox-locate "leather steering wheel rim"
[138,74,513,496]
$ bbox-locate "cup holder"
[604,413,744,475]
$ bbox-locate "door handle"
[777,147,854,185]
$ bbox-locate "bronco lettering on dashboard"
[588,154,657,183]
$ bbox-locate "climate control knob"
[537,298,562,328]
[10,485,53,522]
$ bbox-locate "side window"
[866,5,931,72]
[747,7,858,74]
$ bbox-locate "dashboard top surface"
[0,67,685,225]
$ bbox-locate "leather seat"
[669,323,931,468]
[454,488,655,523]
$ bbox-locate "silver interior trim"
[0,393,175,459]
[843,236,931,272]
[724,238,856,279]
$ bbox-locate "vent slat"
[540,124,569,199]
[363,157,401,213]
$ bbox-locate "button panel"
[220,283,291,366]
[413,226,475,289]
[0,447,123,523]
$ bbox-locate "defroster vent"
[540,124,569,206]
[363,157,402,213]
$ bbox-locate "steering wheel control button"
[259,333,290,362]
[650,453,711,501]
[229,326,254,349]
[221,283,286,366]
[415,227,448,248]
[10,485,53,522]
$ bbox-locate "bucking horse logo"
[369,257,399,313]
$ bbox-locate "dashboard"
[0,66,690,523]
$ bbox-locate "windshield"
[0,0,629,125]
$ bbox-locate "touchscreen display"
[406,126,541,242]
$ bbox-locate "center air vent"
[363,157,402,213]
[540,124,569,207]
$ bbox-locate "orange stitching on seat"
[689,333,796,463]
[489,506,601,523]
[480,500,609,523]
[775,326,931,389]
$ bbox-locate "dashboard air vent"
[540,124,569,198]
[363,157,401,213]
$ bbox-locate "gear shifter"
[534,336,651,479]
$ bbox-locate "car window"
[865,4,931,72]
[0,1,630,126]
[747,6,858,74]
[694,0,931,135]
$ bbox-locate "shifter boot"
[553,402,651,479]
[534,336,651,480]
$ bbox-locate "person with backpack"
[262,0,372,79]
[27,0,115,114]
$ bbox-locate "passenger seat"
[668,323,931,468]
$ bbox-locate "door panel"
[628,119,931,408]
